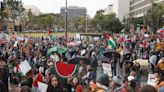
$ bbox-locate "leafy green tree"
[7,0,24,23]
[26,13,65,30]
[90,10,105,31]
[72,16,85,32]
[103,14,123,33]
[124,17,143,32]
[91,11,123,33]
[144,2,164,33]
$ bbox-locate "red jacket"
[76,84,84,92]
[33,73,43,87]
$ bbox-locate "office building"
[60,6,87,21]
[113,0,130,21]
[129,0,164,18]
[24,5,41,16]
[109,0,164,21]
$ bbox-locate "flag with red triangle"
[47,28,52,35]
[119,36,124,43]
[106,33,116,49]
[47,28,56,41]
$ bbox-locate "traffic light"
[14,26,17,31]
[1,2,5,11]
[19,25,22,32]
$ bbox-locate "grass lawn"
[19,32,77,37]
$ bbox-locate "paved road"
[9,85,17,92]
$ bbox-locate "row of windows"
[130,0,163,6]
[129,5,151,17]
[130,0,151,11]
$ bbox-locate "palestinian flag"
[50,62,78,83]
[106,33,116,49]
[49,35,56,42]
[47,28,52,35]
[47,28,56,41]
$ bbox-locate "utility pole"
[65,0,68,42]
[85,14,87,33]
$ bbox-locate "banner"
[66,42,80,46]
[102,63,112,77]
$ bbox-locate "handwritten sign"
[147,74,157,86]
[102,63,112,77]
[19,60,31,76]
[38,82,48,92]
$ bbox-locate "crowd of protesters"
[0,33,163,92]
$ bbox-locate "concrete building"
[129,0,164,18]
[110,0,164,21]
[113,0,130,21]
[24,5,41,16]
[103,4,114,15]
[60,6,87,21]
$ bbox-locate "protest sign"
[19,60,31,76]
[133,59,149,66]
[0,32,9,44]
[144,34,149,38]
[14,41,19,47]
[38,82,48,92]
[147,74,157,86]
[102,63,112,77]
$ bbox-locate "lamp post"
[123,16,125,34]
[65,0,68,42]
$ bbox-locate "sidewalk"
[9,84,17,92]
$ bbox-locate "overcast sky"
[22,0,112,17]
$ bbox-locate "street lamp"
[65,0,68,42]
[122,16,125,33]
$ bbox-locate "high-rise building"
[24,5,41,16]
[113,0,130,21]
[60,6,87,21]
[109,0,164,21]
[103,4,114,15]
[129,0,164,18]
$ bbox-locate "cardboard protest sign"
[102,63,112,77]
[38,82,48,92]
[133,59,149,66]
[19,60,31,76]
[147,74,157,86]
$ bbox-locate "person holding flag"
[47,28,56,42]
[106,33,117,49]
[105,33,118,76]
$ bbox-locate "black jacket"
[0,67,9,92]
